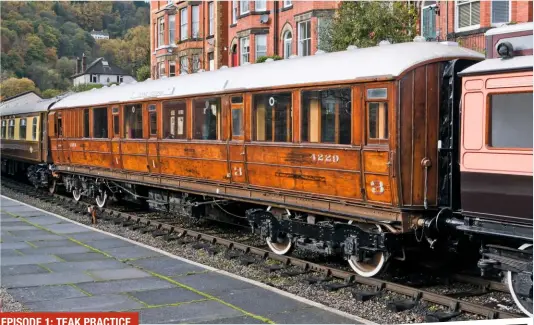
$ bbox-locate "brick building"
[420,0,533,52]
[227,0,338,66]
[150,1,229,78]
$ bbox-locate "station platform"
[0,195,367,324]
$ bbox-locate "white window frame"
[192,54,200,72]
[240,1,249,15]
[255,0,266,11]
[232,1,238,24]
[255,34,267,60]
[209,2,214,36]
[192,5,200,38]
[91,74,98,83]
[158,17,165,47]
[180,8,188,41]
[158,62,165,79]
[283,30,292,59]
[169,14,176,45]
[491,0,511,26]
[284,0,292,7]
[240,37,249,65]
[298,20,311,57]
[455,0,481,32]
[208,52,215,71]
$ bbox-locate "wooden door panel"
[246,164,362,199]
[364,174,392,203]
[158,142,226,160]
[363,151,389,174]
[159,157,229,182]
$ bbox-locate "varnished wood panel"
[363,151,389,174]
[364,174,392,203]
[245,145,360,171]
[412,66,427,205]
[158,142,227,160]
[159,157,229,182]
[426,63,440,206]
[399,72,414,206]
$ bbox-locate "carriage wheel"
[48,179,57,194]
[95,190,108,208]
[266,235,294,255]
[72,188,82,201]
[347,222,389,277]
[507,243,533,317]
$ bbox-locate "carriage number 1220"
[311,154,340,163]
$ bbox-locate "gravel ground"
[0,185,522,323]
[0,287,26,312]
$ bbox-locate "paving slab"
[88,268,152,281]
[84,238,136,250]
[28,239,80,248]
[1,264,50,276]
[1,254,61,266]
[55,252,110,262]
[45,223,91,234]
[128,287,205,306]
[7,284,88,303]
[172,272,256,296]
[136,300,243,324]
[0,242,33,250]
[17,246,91,255]
[99,245,162,260]
[128,256,207,276]
[76,277,177,295]
[25,294,144,312]
[42,260,130,272]
[1,270,95,288]
[0,196,363,325]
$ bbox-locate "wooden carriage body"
[49,42,483,231]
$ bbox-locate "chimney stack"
[82,53,87,72]
[76,57,81,74]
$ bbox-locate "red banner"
[0,313,139,325]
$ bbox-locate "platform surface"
[0,196,363,324]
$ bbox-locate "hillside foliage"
[1,1,150,99]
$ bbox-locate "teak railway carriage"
[1,36,532,316]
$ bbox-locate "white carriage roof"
[0,93,69,117]
[52,41,484,110]
[485,22,534,36]
[459,55,533,76]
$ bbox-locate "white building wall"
[73,74,136,86]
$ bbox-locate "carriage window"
[232,109,243,137]
[253,92,292,142]
[193,97,222,140]
[367,88,387,100]
[8,119,15,139]
[489,92,533,149]
[83,109,90,138]
[112,107,119,137]
[301,88,351,144]
[124,104,143,139]
[93,107,108,138]
[1,120,6,139]
[57,114,63,137]
[19,118,27,139]
[148,105,157,137]
[163,101,186,139]
[368,102,388,140]
[32,117,38,140]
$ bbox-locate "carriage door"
[111,107,122,169]
[146,103,160,174]
[228,95,247,184]
[57,111,66,163]
[361,85,394,205]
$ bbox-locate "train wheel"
[95,190,108,208]
[48,179,57,194]
[507,243,533,317]
[347,223,388,277]
[266,235,294,255]
[72,188,82,202]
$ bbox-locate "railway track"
[0,177,524,321]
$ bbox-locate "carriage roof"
[459,55,533,76]
[0,94,68,117]
[52,41,484,110]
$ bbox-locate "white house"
[90,30,110,40]
[71,56,136,86]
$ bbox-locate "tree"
[42,88,62,98]
[136,65,150,81]
[0,78,38,98]
[319,2,418,52]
